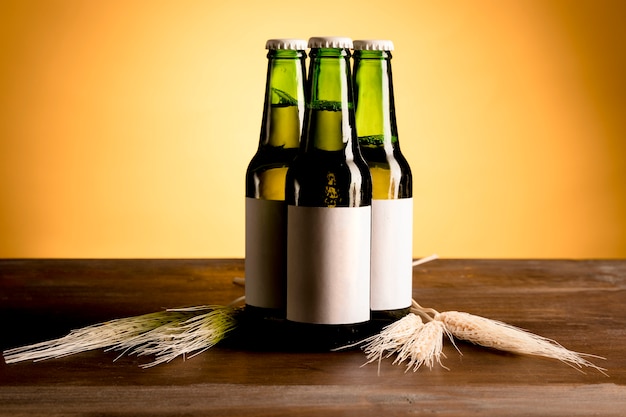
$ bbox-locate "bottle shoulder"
[246,146,299,172]
[360,145,411,168]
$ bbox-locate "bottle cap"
[308,36,353,49]
[265,39,308,50]
[353,39,394,51]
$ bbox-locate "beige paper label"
[286,205,371,324]
[370,198,413,310]
[245,197,287,309]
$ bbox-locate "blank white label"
[245,197,287,309]
[287,205,371,324]
[370,198,413,310]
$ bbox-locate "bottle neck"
[304,48,356,153]
[259,49,306,148]
[353,50,399,151]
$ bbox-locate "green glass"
[353,47,412,201]
[246,45,307,202]
[286,48,371,208]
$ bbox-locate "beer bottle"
[285,36,373,350]
[245,39,307,325]
[353,39,413,326]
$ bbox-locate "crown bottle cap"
[308,36,353,49]
[265,38,308,50]
[353,39,394,51]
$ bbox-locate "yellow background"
[1,0,624,259]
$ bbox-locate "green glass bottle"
[353,39,413,326]
[245,39,307,327]
[285,36,373,350]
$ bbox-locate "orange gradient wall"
[1,0,625,258]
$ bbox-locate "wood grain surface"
[1,258,625,416]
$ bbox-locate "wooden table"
[1,259,625,416]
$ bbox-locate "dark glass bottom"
[283,320,376,352]
[225,305,411,352]
[225,305,288,351]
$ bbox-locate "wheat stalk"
[353,300,606,375]
[412,300,606,375]
[3,306,238,366]
[393,319,451,372]
[434,309,608,375]
[111,306,238,368]
[2,311,190,363]
[352,313,424,374]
